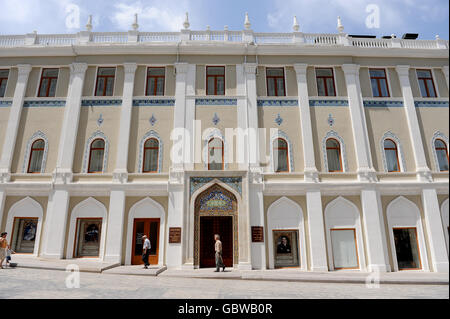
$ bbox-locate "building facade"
[0,15,449,272]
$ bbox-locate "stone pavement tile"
[158,267,449,285]
[0,268,448,299]
[159,268,242,280]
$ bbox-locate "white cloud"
[111,1,189,32]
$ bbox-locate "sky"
[0,0,448,40]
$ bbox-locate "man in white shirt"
[142,235,151,269]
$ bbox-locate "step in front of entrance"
[102,265,167,276]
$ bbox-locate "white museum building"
[0,14,449,273]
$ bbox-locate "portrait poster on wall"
[273,230,300,268]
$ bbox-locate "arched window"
[28,139,45,173]
[143,138,159,173]
[273,138,289,172]
[384,139,400,172]
[435,139,449,171]
[208,138,223,170]
[326,138,342,172]
[88,139,105,173]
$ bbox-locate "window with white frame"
[315,68,336,96]
[266,68,286,97]
[95,67,116,96]
[142,138,160,173]
[416,69,437,98]
[146,67,165,96]
[326,138,342,172]
[434,139,449,171]
[369,68,390,97]
[27,139,45,173]
[38,68,59,97]
[384,139,400,172]
[208,138,224,170]
[88,139,105,173]
[273,138,289,172]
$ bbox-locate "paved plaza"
[0,267,448,299]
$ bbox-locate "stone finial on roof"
[132,13,139,31]
[293,16,299,32]
[86,15,93,32]
[244,12,251,30]
[337,16,344,33]
[183,12,190,30]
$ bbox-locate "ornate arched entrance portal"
[194,184,238,268]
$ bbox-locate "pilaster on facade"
[342,64,377,183]
[306,190,328,271]
[361,189,391,272]
[41,189,70,259]
[0,64,32,181]
[442,66,449,89]
[104,190,126,263]
[113,62,137,183]
[294,63,319,182]
[172,62,193,171]
[395,65,433,182]
[167,178,186,268]
[248,177,266,270]
[421,188,449,273]
[54,62,88,184]
[243,63,260,171]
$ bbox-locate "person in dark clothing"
[277,236,291,254]
[142,235,151,269]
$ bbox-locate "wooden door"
[199,216,233,268]
[131,218,160,265]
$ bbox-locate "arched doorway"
[194,184,238,268]
[5,197,44,256]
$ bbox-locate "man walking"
[214,234,225,272]
[0,232,9,269]
[142,235,151,269]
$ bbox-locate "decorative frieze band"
[414,100,449,108]
[81,99,122,107]
[23,100,66,107]
[257,99,298,107]
[0,101,13,107]
[309,99,349,107]
[363,100,404,108]
[190,177,242,196]
[133,99,175,107]
[195,98,237,106]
